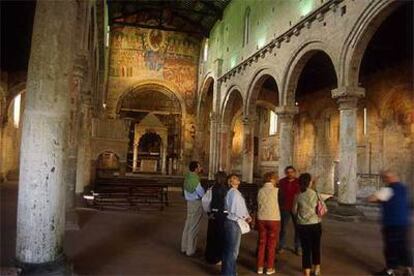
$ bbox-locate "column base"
[327,201,365,222]
[15,255,73,276]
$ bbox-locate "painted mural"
[108,26,201,113]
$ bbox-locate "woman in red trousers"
[256,172,281,275]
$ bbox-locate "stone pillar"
[75,88,92,193]
[242,117,255,183]
[275,106,298,178]
[161,141,167,175]
[332,86,365,205]
[133,143,138,172]
[16,0,78,266]
[218,123,229,172]
[208,112,218,180]
[65,52,87,230]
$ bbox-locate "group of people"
[180,161,412,276]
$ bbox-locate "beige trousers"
[181,200,203,256]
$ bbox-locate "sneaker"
[295,248,302,256]
[257,267,264,274]
[277,248,285,254]
[215,261,222,266]
[266,268,276,275]
[374,269,395,276]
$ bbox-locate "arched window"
[13,94,21,128]
[243,7,251,47]
[269,110,278,135]
[203,38,209,62]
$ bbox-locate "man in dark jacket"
[278,165,301,255]
[368,170,413,276]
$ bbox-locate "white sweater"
[257,182,281,221]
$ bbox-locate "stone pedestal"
[275,106,298,178]
[16,0,78,265]
[332,86,365,206]
[242,117,255,183]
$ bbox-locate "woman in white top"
[256,172,280,275]
[222,174,251,276]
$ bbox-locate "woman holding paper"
[222,174,252,276]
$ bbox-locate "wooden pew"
[89,177,169,211]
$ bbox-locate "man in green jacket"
[181,161,205,256]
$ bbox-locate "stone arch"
[115,79,187,118]
[339,1,403,87]
[245,67,280,117]
[281,41,339,105]
[95,151,121,173]
[196,75,215,121]
[220,85,244,124]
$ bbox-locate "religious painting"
[108,26,201,111]
[147,29,165,51]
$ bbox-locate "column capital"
[275,105,299,118]
[331,86,365,100]
[332,86,365,110]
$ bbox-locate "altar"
[132,113,168,174]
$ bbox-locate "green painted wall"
[204,0,324,74]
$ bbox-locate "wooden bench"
[87,177,169,211]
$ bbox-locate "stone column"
[75,89,92,193]
[16,0,78,266]
[65,52,87,231]
[133,143,138,172]
[218,123,229,172]
[332,86,365,206]
[161,141,167,175]
[208,112,218,180]
[242,117,255,183]
[275,106,298,178]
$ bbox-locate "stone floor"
[1,181,412,275]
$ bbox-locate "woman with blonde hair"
[222,174,252,276]
[256,171,280,275]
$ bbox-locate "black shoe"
[374,269,395,276]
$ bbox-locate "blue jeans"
[279,210,301,250]
[222,219,241,276]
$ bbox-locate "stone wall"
[104,26,202,173]
[0,71,26,182]
[290,62,413,195]
[106,26,201,116]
